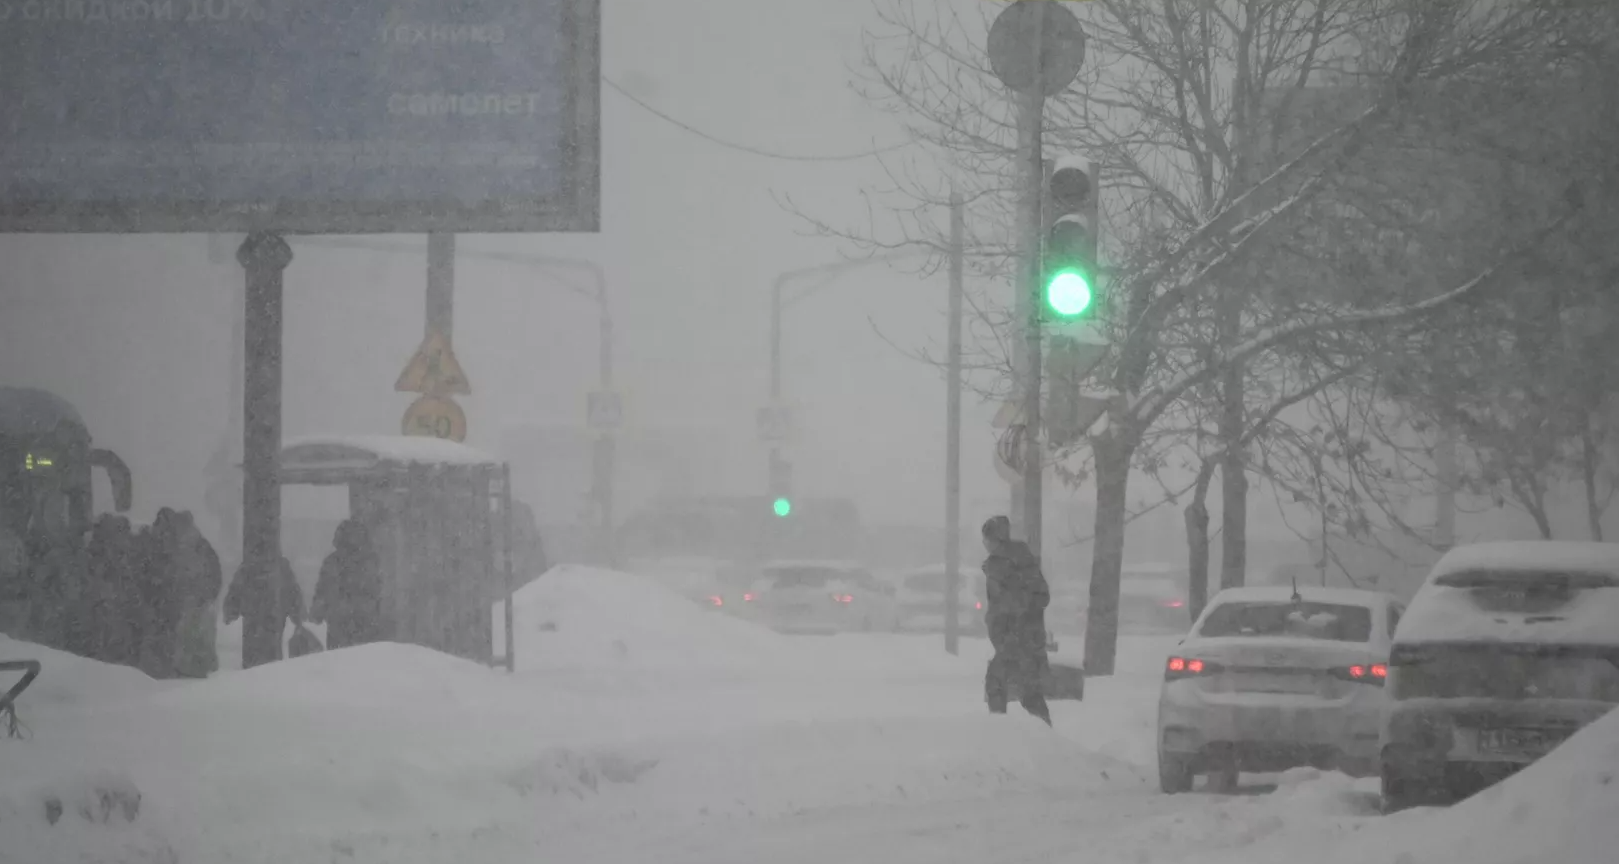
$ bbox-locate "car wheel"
[1158,752,1194,794]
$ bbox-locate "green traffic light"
[1045,269,1094,317]
[773,497,792,517]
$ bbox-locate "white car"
[746,560,899,634]
[893,564,984,635]
[1156,585,1403,793]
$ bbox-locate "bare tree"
[789,0,1594,673]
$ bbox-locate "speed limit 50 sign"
[401,394,468,443]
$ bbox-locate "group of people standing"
[82,507,222,679]
[66,511,386,675]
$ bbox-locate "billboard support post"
[236,232,293,670]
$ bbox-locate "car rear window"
[768,567,872,590]
[1197,601,1373,643]
[1390,644,1619,702]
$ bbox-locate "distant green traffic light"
[773,497,793,517]
[1044,269,1094,318]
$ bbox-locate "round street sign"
[402,394,467,443]
[987,0,1088,97]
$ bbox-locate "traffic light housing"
[768,451,793,518]
[1042,158,1100,322]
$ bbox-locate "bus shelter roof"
[279,435,502,486]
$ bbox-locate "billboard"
[0,0,599,233]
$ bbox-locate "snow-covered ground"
[0,564,1612,863]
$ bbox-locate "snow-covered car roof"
[1399,541,1619,647]
[1425,541,1618,583]
[1205,585,1394,608]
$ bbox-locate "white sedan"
[1156,585,1403,793]
[742,560,900,634]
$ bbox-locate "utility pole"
[944,189,965,656]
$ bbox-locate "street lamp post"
[765,253,916,513]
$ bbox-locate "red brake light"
[1335,663,1387,685]
[709,595,724,607]
[1163,600,1185,608]
[829,593,853,604]
[1166,656,1217,680]
[743,593,756,602]
[974,601,983,610]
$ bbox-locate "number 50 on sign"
[402,394,467,443]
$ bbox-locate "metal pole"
[945,189,965,656]
[426,233,455,338]
[768,279,784,556]
[1015,4,1048,556]
[501,463,516,673]
[236,232,293,670]
[595,298,616,567]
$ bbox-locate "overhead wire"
[601,75,913,163]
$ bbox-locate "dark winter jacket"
[982,539,1050,656]
[310,520,383,650]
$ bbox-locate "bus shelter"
[279,435,517,671]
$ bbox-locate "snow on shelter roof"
[280,435,500,484]
[1398,541,1619,647]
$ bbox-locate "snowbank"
[2,564,1185,864]
[1188,706,1619,864]
[0,635,167,715]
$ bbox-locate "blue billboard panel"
[0,0,599,233]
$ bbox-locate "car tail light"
[1332,663,1388,685]
[1162,599,1185,608]
[743,593,756,602]
[830,593,853,604]
[708,595,724,608]
[974,601,983,610]
[1165,656,1221,681]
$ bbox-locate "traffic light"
[768,451,793,518]
[1042,157,1101,322]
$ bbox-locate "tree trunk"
[1083,431,1134,677]
[1185,463,1215,622]
[1582,427,1604,542]
[1218,363,1249,591]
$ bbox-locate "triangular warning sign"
[395,330,471,395]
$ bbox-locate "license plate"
[1228,671,1319,694]
[1476,727,1564,758]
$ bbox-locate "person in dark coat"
[86,514,139,666]
[310,518,383,650]
[224,554,305,668]
[166,511,223,679]
[980,515,1052,725]
[131,513,183,678]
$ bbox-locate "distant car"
[1120,570,1192,633]
[1380,541,1619,812]
[1157,585,1402,794]
[746,560,900,634]
[893,564,985,635]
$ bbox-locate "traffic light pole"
[1012,27,1047,558]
